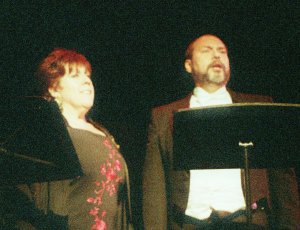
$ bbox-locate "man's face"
[185,35,230,89]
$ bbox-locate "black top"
[47,127,127,229]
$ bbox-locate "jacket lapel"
[169,94,192,131]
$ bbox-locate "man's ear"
[184,59,192,73]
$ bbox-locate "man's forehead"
[195,35,226,48]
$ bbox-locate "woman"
[27,48,132,229]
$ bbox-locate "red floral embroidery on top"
[87,138,123,230]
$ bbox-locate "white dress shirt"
[185,86,246,220]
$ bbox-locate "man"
[142,34,299,229]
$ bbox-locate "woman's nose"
[82,75,92,85]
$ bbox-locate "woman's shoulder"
[88,119,120,150]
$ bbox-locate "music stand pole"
[239,141,254,227]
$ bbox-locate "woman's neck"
[62,109,88,128]
[62,109,106,136]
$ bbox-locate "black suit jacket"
[142,89,299,229]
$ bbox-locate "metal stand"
[0,97,82,185]
[239,141,254,228]
[172,103,300,227]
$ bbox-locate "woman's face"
[49,64,94,114]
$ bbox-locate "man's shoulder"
[228,89,273,103]
[152,95,191,114]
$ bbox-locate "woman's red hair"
[35,48,92,99]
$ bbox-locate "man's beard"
[198,67,230,86]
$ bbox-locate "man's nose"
[212,49,220,59]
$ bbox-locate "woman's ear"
[48,86,63,110]
[48,86,59,98]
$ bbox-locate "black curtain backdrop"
[1,1,299,228]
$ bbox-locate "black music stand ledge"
[173,103,300,227]
[0,97,82,186]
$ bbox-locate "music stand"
[173,103,300,226]
[0,97,83,185]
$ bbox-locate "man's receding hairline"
[185,34,227,59]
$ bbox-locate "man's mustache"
[208,61,225,70]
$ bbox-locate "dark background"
[1,1,299,228]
